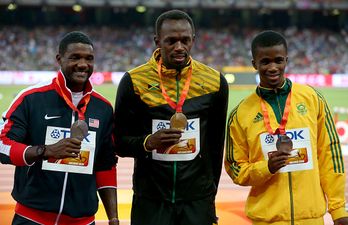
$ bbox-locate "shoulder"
[91,90,113,108]
[228,91,259,120]
[192,59,220,76]
[128,62,154,79]
[291,82,321,100]
[191,59,222,93]
[2,80,55,118]
[292,82,315,93]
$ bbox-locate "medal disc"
[170,112,187,131]
[276,134,293,153]
[70,120,89,141]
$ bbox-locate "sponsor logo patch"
[253,112,264,123]
[296,103,307,115]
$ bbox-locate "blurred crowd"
[1,25,348,74]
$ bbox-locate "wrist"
[143,134,152,152]
[109,217,119,223]
[36,145,47,160]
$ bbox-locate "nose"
[268,62,278,73]
[77,58,88,69]
[174,41,184,51]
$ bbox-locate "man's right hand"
[145,129,183,151]
[268,151,290,174]
[25,138,81,164]
[44,138,81,159]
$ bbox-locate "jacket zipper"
[171,74,180,203]
[55,112,75,224]
[288,172,294,225]
[275,89,294,224]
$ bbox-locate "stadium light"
[136,5,146,13]
[72,2,83,12]
[225,74,235,84]
[7,3,17,11]
[332,9,340,16]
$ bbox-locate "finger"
[161,134,182,140]
[69,138,82,144]
[69,149,81,154]
[162,129,184,134]
[66,140,82,149]
[67,152,79,158]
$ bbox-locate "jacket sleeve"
[207,74,228,188]
[0,94,31,166]
[316,92,348,220]
[224,104,273,187]
[113,73,149,158]
[94,103,117,179]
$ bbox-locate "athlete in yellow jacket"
[225,30,348,225]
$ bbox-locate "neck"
[67,84,84,93]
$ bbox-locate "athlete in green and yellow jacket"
[225,30,348,225]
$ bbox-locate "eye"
[182,37,191,44]
[260,59,269,65]
[69,55,79,60]
[86,56,94,61]
[164,38,174,45]
[275,57,285,64]
[69,56,78,60]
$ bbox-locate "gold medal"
[276,134,293,153]
[170,112,187,131]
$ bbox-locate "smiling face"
[56,43,94,92]
[154,19,194,70]
[252,44,288,89]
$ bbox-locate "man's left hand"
[334,217,348,225]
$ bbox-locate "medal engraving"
[276,134,293,153]
[170,112,187,131]
[70,120,89,141]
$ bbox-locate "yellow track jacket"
[225,79,347,223]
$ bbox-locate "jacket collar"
[256,78,292,99]
[55,70,93,103]
[149,48,192,78]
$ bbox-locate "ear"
[252,59,257,70]
[154,35,160,48]
[56,54,61,65]
[192,34,196,42]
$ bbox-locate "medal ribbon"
[260,91,292,135]
[55,77,90,120]
[157,58,192,113]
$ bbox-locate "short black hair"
[58,31,93,55]
[251,30,287,58]
[155,9,195,36]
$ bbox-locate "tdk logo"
[50,129,61,139]
[283,130,304,140]
[157,122,167,130]
[50,129,90,142]
[264,134,274,144]
[264,130,305,144]
[156,121,196,131]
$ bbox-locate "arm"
[224,104,274,186]
[96,109,118,224]
[113,73,152,158]
[0,95,81,166]
[98,185,118,225]
[208,74,229,187]
[315,92,348,221]
[97,167,118,225]
[0,96,38,166]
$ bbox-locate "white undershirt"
[72,92,83,107]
